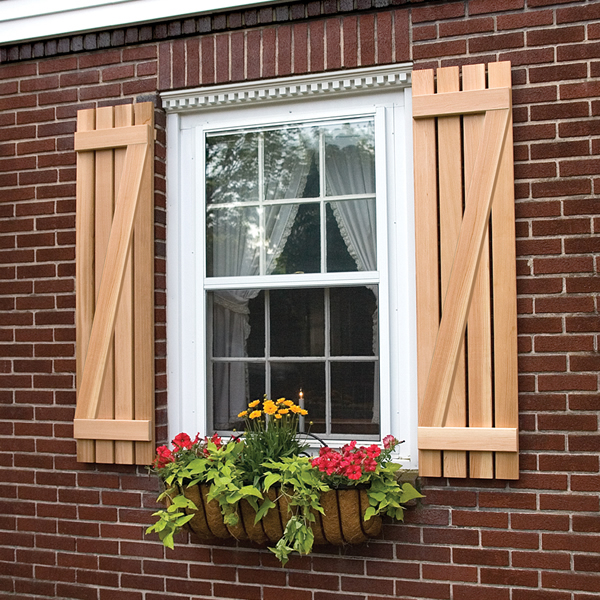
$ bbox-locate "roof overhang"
[0,0,277,45]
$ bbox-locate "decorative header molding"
[161,64,412,113]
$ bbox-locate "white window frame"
[164,64,418,468]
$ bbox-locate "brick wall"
[1,0,599,598]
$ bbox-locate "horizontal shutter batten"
[74,419,153,441]
[418,427,518,453]
[75,124,153,151]
[413,87,510,119]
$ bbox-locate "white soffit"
[0,0,277,45]
[161,64,413,112]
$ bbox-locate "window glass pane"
[206,132,259,204]
[270,289,324,357]
[270,203,321,274]
[264,126,319,200]
[247,292,265,358]
[326,202,357,273]
[325,121,375,197]
[327,199,376,272]
[331,362,378,436]
[271,362,326,434]
[210,291,264,358]
[206,206,260,277]
[330,286,377,356]
[213,362,265,430]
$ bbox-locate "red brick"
[454,585,510,600]
[570,354,600,371]
[498,9,553,30]
[394,580,450,600]
[342,17,357,68]
[439,17,494,38]
[481,567,539,587]
[394,9,410,62]
[412,2,465,23]
[543,571,600,593]
[539,453,599,473]
[422,563,477,582]
[529,26,586,47]
[414,39,467,60]
[212,582,261,600]
[539,413,597,431]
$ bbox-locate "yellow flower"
[300,409,308,416]
[264,402,277,415]
[249,399,260,408]
[276,397,286,404]
[274,414,283,419]
[283,399,294,407]
[249,410,262,419]
[237,410,248,418]
[278,408,290,415]
[290,405,302,414]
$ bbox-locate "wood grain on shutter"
[413,62,519,480]
[74,103,155,465]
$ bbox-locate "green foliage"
[237,396,309,487]
[261,456,330,566]
[364,462,423,522]
[145,488,196,549]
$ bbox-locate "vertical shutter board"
[419,106,510,430]
[412,69,442,477]
[462,64,494,479]
[94,106,116,464]
[437,67,467,479]
[133,102,155,465]
[114,104,135,465]
[76,108,96,463]
[489,62,519,480]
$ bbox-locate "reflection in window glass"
[325,121,375,197]
[206,133,258,204]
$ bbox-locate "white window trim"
[164,64,418,468]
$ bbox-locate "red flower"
[172,432,193,450]
[154,445,174,468]
[345,464,363,480]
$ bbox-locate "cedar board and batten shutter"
[74,102,155,465]
[413,61,519,480]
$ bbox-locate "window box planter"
[180,483,382,546]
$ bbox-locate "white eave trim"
[161,64,413,113]
[0,0,278,45]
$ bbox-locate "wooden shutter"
[413,62,518,480]
[74,103,155,465]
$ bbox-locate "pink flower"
[383,435,398,450]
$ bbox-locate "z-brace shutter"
[74,103,155,465]
[413,61,519,480]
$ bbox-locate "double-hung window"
[164,65,417,465]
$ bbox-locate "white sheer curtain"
[211,131,314,427]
